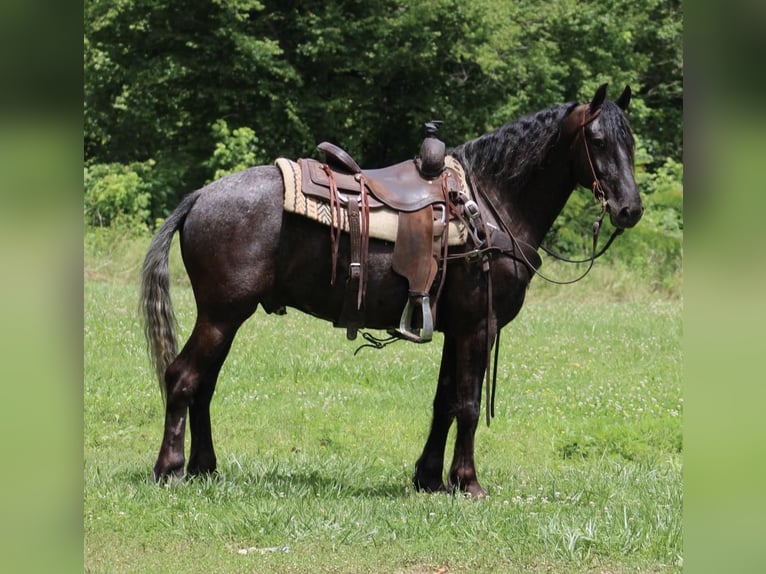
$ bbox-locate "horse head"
[568,84,644,229]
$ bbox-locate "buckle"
[464,199,481,221]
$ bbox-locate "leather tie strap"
[323,164,342,285]
[347,196,362,290]
[357,174,370,309]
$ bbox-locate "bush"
[84,160,155,228]
[204,119,263,182]
[619,156,683,294]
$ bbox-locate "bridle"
[535,106,625,279]
[474,105,625,286]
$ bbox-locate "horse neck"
[456,103,581,248]
[501,148,578,247]
[463,134,578,248]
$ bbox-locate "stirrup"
[392,294,433,343]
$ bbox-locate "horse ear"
[616,85,631,110]
[589,83,608,114]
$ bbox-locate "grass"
[84,230,682,573]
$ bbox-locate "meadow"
[84,231,682,573]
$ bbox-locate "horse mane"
[452,102,579,192]
[452,99,635,194]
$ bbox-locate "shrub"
[620,156,683,293]
[84,160,155,228]
[204,119,263,181]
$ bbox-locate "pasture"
[84,233,681,573]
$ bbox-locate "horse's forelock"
[599,100,635,160]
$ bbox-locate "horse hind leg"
[153,318,239,481]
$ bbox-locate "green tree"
[85,0,299,200]
[85,0,682,221]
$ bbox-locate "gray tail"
[140,190,201,400]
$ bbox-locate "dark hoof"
[153,456,185,483]
[186,466,219,481]
[448,479,488,498]
[186,458,217,478]
[153,467,184,484]
[413,474,448,493]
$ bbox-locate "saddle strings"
[323,164,342,285]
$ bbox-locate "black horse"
[141,84,642,496]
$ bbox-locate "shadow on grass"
[118,463,413,499]
[251,467,411,498]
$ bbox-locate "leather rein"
[537,107,624,280]
[468,106,625,286]
[464,105,627,426]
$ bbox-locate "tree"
[84,0,682,220]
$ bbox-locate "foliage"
[620,155,683,293]
[84,160,154,228]
[85,0,683,221]
[204,118,265,181]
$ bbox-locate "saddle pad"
[276,156,469,246]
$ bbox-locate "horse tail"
[140,190,202,400]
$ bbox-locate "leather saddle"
[298,139,461,343]
[300,142,450,212]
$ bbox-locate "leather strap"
[357,174,370,308]
[322,164,342,285]
[348,197,362,294]
[339,197,362,339]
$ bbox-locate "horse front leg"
[447,332,491,497]
[413,336,457,492]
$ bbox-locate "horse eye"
[592,138,606,150]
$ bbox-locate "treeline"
[84,0,682,283]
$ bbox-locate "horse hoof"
[153,458,185,483]
[186,458,217,478]
[186,466,219,480]
[466,485,489,499]
[413,476,447,493]
[448,479,488,499]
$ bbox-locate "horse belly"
[273,214,410,329]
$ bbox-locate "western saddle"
[297,122,472,343]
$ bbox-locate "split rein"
[463,106,624,286]
[459,106,627,426]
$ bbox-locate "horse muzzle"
[607,198,644,229]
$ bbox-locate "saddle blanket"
[276,156,469,246]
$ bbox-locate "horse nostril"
[618,204,643,227]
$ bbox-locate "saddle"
[297,126,465,343]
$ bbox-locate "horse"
[141,84,643,497]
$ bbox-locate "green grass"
[84,232,681,573]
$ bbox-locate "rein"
[538,106,624,271]
[468,106,625,286]
[461,105,628,425]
